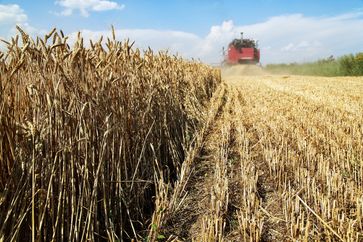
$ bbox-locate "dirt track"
[165,66,363,241]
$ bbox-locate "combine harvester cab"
[224,32,260,65]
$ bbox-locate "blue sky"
[1,0,363,63]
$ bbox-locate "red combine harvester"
[224,32,260,65]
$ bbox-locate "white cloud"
[230,13,363,63]
[68,29,201,58]
[2,7,363,64]
[281,41,321,52]
[0,4,27,23]
[281,43,295,52]
[0,4,39,41]
[56,0,125,17]
[68,12,363,64]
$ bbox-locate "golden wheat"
[0,27,221,241]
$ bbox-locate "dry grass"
[0,27,221,241]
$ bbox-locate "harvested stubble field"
[162,66,363,241]
[0,29,363,242]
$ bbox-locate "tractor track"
[223,87,287,241]
[235,84,289,241]
[165,83,288,241]
[163,85,231,240]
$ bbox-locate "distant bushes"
[266,53,363,76]
[339,53,363,75]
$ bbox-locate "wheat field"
[0,29,363,242]
[0,28,220,241]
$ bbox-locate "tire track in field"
[166,81,289,241]
[225,82,288,241]
[164,85,233,241]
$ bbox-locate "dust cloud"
[221,65,268,78]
